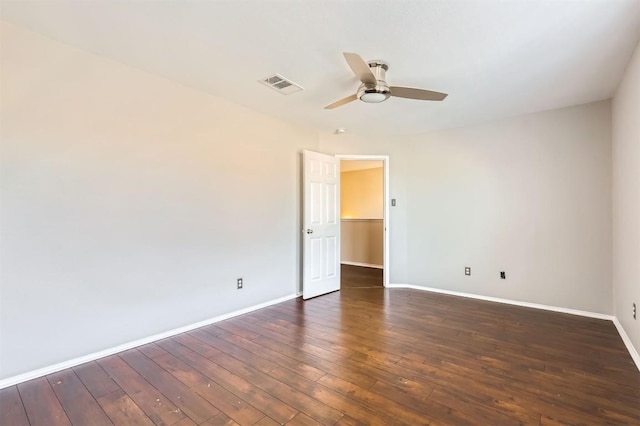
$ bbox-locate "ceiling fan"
[325,52,448,109]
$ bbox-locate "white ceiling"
[2,0,639,136]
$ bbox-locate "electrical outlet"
[633,303,636,320]
[237,278,243,289]
[465,267,471,276]
[500,271,506,279]
[391,199,397,207]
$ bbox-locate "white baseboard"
[0,293,301,390]
[387,283,613,319]
[612,318,640,371]
[388,283,640,371]
[341,261,383,269]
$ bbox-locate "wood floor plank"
[223,321,378,389]
[154,349,299,424]
[201,412,240,425]
[267,366,411,426]
[358,347,592,424]
[251,318,366,363]
[17,377,71,426]
[316,373,440,425]
[180,352,300,424]
[253,416,281,426]
[152,352,209,389]
[411,347,635,421]
[334,415,367,426]
[255,334,379,389]
[172,417,198,426]
[171,333,221,359]
[215,331,327,381]
[204,351,344,425]
[427,387,536,425]
[47,369,112,426]
[153,341,271,425]
[98,354,186,425]
[192,381,265,425]
[118,348,220,424]
[73,361,121,399]
[242,316,357,363]
[207,322,260,340]
[0,386,30,426]
[285,412,322,425]
[178,340,342,423]
[371,382,478,425]
[96,389,154,426]
[155,337,194,357]
[188,329,279,373]
[137,342,169,360]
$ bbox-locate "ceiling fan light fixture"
[358,82,391,104]
[360,91,389,103]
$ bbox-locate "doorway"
[301,151,389,300]
[338,156,389,290]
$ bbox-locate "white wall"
[320,101,613,314]
[612,39,640,354]
[0,21,318,380]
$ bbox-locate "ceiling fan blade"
[343,52,377,85]
[390,86,448,101]
[324,94,358,109]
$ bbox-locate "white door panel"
[303,150,340,299]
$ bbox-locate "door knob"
[306,229,313,234]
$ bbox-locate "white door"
[303,150,340,299]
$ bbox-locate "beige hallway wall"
[341,166,383,267]
[341,167,383,219]
[341,220,384,267]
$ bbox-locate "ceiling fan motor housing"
[358,61,391,103]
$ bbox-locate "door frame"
[336,154,390,288]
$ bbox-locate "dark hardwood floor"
[2,267,639,425]
[341,264,383,289]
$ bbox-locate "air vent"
[259,73,303,95]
